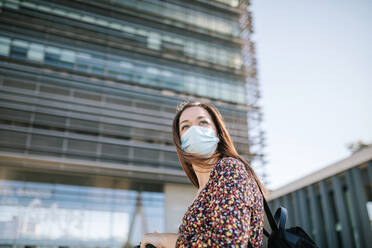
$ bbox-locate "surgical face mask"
[180,125,219,157]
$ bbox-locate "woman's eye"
[200,120,208,124]
[182,125,189,130]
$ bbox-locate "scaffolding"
[239,0,268,184]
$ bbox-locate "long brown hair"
[172,101,267,197]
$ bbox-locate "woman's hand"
[140,231,162,248]
[140,231,180,248]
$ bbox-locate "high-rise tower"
[0,0,265,246]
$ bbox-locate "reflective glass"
[18,0,241,68]
[2,35,245,104]
[0,175,164,247]
[0,36,11,56]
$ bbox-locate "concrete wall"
[164,183,196,233]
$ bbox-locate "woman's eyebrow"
[180,116,207,125]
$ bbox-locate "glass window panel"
[44,54,59,66]
[146,67,159,75]
[106,64,122,78]
[232,54,242,69]
[137,29,148,37]
[109,22,122,31]
[0,36,11,56]
[4,1,20,10]
[60,49,75,63]
[161,70,172,77]
[185,75,197,94]
[133,147,159,161]
[77,52,91,60]
[232,23,240,36]
[91,61,105,75]
[173,9,184,21]
[147,32,161,50]
[21,1,37,9]
[172,37,183,45]
[200,15,208,28]
[162,35,172,43]
[34,112,66,126]
[161,5,173,18]
[102,143,130,159]
[39,84,69,96]
[12,39,28,48]
[237,91,245,104]
[74,91,101,102]
[82,15,96,24]
[206,17,214,30]
[183,41,194,56]
[118,70,133,81]
[38,5,52,13]
[67,139,97,154]
[30,134,63,149]
[27,43,44,62]
[10,46,27,59]
[45,46,61,55]
[76,58,91,72]
[215,21,224,33]
[96,18,109,27]
[196,44,207,60]
[163,151,178,162]
[119,61,133,69]
[231,0,239,7]
[198,83,208,97]
[122,25,136,34]
[222,22,230,34]
[0,107,31,122]
[101,122,131,134]
[0,130,27,146]
[53,8,67,17]
[0,177,165,246]
[66,12,81,20]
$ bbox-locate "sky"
[250,0,372,190]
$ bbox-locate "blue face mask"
[181,125,219,157]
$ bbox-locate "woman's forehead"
[179,107,210,123]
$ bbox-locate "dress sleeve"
[208,157,254,246]
[175,157,259,247]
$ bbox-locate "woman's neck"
[192,157,218,189]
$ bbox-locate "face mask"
[180,125,219,157]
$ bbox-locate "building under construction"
[0,0,265,247]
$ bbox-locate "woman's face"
[179,106,217,138]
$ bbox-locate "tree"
[346,140,370,154]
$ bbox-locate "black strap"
[252,177,280,235]
[274,207,287,232]
[264,228,270,237]
[248,178,279,248]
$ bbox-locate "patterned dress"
[175,156,264,248]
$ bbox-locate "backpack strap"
[249,175,281,246]
[248,183,275,248]
[274,207,287,232]
[259,186,279,233]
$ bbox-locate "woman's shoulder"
[214,156,248,175]
[210,156,254,185]
[218,156,244,165]
[215,157,264,208]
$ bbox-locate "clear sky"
[250,0,372,190]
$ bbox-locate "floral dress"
[175,156,264,248]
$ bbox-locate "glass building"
[0,0,265,247]
[267,145,372,248]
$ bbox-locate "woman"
[140,101,266,248]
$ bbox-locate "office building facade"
[0,0,265,247]
[267,145,372,248]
